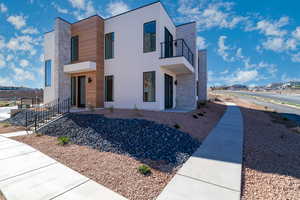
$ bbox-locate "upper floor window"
[71,36,79,61]
[45,60,51,87]
[143,21,156,53]
[105,32,114,59]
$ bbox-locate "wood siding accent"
[70,16,104,107]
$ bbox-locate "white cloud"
[227,69,258,84]
[292,27,300,40]
[69,0,96,20]
[177,0,247,31]
[20,59,29,67]
[7,15,27,30]
[197,36,207,49]
[0,54,6,68]
[281,73,300,82]
[291,52,300,63]
[6,35,38,53]
[262,37,297,52]
[0,3,8,13]
[235,48,244,59]
[68,0,85,9]
[11,65,34,81]
[6,54,13,61]
[250,16,289,37]
[106,1,130,16]
[21,27,39,34]
[0,77,13,86]
[52,2,69,14]
[39,54,44,62]
[217,35,234,62]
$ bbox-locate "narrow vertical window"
[71,36,79,61]
[105,32,114,59]
[143,71,155,102]
[143,21,156,53]
[105,75,113,101]
[45,60,51,87]
[71,77,76,106]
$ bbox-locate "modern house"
[44,1,207,111]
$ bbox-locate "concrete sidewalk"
[0,135,127,200]
[157,102,244,200]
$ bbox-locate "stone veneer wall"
[198,50,207,101]
[175,22,197,110]
[54,18,71,101]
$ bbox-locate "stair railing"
[25,98,71,132]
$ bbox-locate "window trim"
[71,35,79,62]
[105,75,114,102]
[143,20,156,53]
[143,71,156,102]
[45,60,51,87]
[105,32,114,59]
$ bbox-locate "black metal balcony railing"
[160,39,194,66]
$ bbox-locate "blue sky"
[0,0,299,88]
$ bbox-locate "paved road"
[230,91,300,105]
[218,91,300,126]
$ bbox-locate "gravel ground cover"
[39,113,200,167]
[216,94,300,200]
[13,102,226,200]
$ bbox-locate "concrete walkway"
[0,135,127,200]
[157,102,244,200]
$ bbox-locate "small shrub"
[174,123,180,129]
[197,112,204,117]
[138,164,151,175]
[57,136,70,145]
[282,117,289,121]
[109,105,114,113]
[1,122,10,128]
[193,114,198,119]
[35,133,43,137]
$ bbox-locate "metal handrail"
[25,98,71,132]
[160,39,194,66]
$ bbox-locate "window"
[143,21,156,53]
[143,71,155,102]
[71,36,79,61]
[105,76,113,101]
[105,32,114,59]
[45,60,51,87]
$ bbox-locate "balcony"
[159,39,194,74]
[64,61,96,74]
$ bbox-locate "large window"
[45,60,51,87]
[105,32,114,59]
[143,21,156,53]
[71,36,79,61]
[105,75,113,101]
[143,71,155,102]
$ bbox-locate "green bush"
[174,123,181,129]
[58,136,70,145]
[282,117,289,121]
[1,122,10,128]
[35,133,43,137]
[138,164,151,175]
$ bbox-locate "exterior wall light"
[88,77,92,83]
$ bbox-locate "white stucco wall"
[104,2,177,110]
[43,31,56,103]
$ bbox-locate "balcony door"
[164,74,173,109]
[77,76,86,107]
[164,28,173,58]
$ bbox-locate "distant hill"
[0,86,43,101]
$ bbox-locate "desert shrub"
[1,122,10,128]
[138,164,151,175]
[174,123,181,129]
[193,114,198,119]
[197,112,204,117]
[282,117,289,121]
[57,136,70,145]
